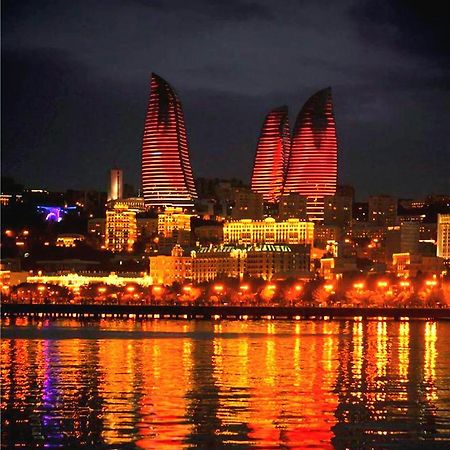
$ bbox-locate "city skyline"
[2,1,449,198]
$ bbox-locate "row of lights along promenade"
[2,277,449,320]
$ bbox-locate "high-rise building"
[323,194,352,227]
[437,214,450,259]
[278,192,307,220]
[369,195,397,226]
[231,188,264,220]
[108,168,123,202]
[284,88,338,221]
[251,106,290,203]
[141,73,197,208]
[105,204,137,253]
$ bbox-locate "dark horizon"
[2,0,449,198]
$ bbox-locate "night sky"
[2,0,449,199]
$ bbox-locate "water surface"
[2,318,450,449]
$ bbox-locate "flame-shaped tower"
[251,105,290,203]
[284,87,337,220]
[141,73,197,208]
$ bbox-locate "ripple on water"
[1,319,450,449]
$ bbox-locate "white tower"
[108,168,123,201]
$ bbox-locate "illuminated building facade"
[157,207,193,237]
[27,272,153,287]
[109,197,146,212]
[56,234,85,247]
[251,106,290,203]
[149,245,192,285]
[223,218,314,246]
[105,204,137,252]
[108,168,123,202]
[437,214,450,259]
[245,244,310,280]
[141,73,197,208]
[284,88,338,221]
[392,253,445,278]
[149,244,310,284]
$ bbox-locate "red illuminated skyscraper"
[141,74,197,208]
[284,88,337,220]
[251,106,290,203]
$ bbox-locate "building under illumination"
[284,88,338,221]
[437,213,450,259]
[56,234,85,247]
[223,218,314,246]
[141,73,197,208]
[149,243,310,284]
[251,106,290,203]
[105,204,137,252]
[158,207,193,237]
[108,168,123,202]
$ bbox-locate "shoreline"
[2,303,449,321]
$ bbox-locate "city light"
[377,281,389,289]
[152,285,163,294]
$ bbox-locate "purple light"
[37,206,76,222]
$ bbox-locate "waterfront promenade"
[2,303,449,320]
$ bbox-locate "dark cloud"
[349,0,450,63]
[130,0,272,21]
[2,0,449,198]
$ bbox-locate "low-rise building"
[392,253,445,278]
[158,207,193,237]
[56,234,85,247]
[223,218,314,246]
[149,243,311,284]
[437,214,450,259]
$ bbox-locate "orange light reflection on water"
[1,319,450,448]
